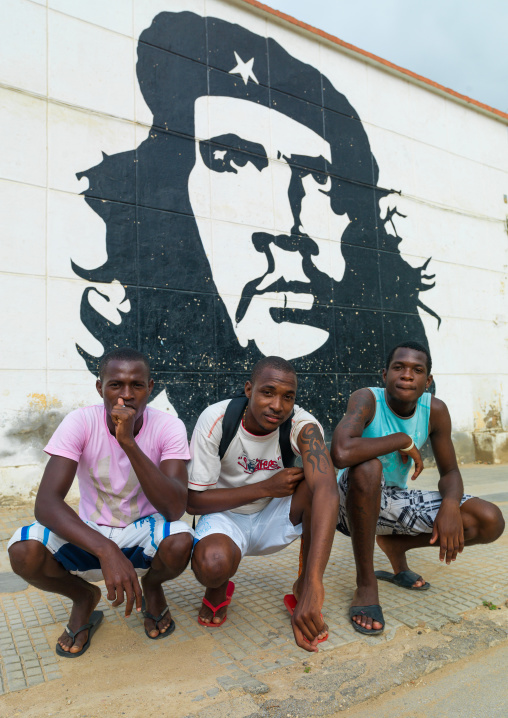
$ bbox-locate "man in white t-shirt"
[188,356,339,652]
[8,348,193,657]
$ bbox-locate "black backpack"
[218,393,296,468]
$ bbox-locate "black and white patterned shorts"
[337,468,474,537]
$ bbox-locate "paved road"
[339,641,508,718]
[417,464,508,503]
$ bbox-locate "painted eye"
[199,136,268,174]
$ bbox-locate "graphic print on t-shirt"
[88,456,143,527]
[237,454,282,474]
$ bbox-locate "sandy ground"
[1,605,507,718]
[0,622,217,717]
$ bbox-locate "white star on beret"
[228,51,259,85]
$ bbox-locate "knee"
[464,500,505,544]
[157,532,193,573]
[477,503,505,543]
[8,540,47,578]
[348,459,383,495]
[192,543,232,587]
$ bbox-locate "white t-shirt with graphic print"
[188,400,323,514]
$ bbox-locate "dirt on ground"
[0,621,216,718]
[0,605,507,718]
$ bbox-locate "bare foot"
[141,579,173,638]
[57,584,102,654]
[376,536,426,588]
[292,578,328,640]
[350,585,383,631]
[198,583,230,626]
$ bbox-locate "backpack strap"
[218,396,248,460]
[279,410,295,467]
[218,394,295,467]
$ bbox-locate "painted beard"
[235,230,335,342]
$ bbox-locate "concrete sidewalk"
[0,465,506,716]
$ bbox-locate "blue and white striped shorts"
[8,514,193,582]
[337,469,473,537]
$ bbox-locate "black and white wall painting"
[73,11,439,435]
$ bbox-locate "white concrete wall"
[1,0,507,500]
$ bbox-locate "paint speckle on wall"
[27,394,63,411]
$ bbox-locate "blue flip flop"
[375,569,431,591]
[142,597,175,639]
[55,610,104,658]
[349,604,385,636]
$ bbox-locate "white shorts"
[193,496,302,557]
[337,468,473,537]
[8,514,193,582]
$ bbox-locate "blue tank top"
[339,387,431,489]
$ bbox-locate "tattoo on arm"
[300,423,332,474]
[338,391,374,437]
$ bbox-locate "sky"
[269,0,508,113]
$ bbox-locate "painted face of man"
[188,97,350,360]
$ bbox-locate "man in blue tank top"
[331,341,505,636]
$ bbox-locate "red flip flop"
[198,581,235,628]
[283,594,328,644]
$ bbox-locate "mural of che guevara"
[73,10,439,436]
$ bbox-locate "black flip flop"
[55,610,104,658]
[375,569,431,591]
[349,604,385,635]
[142,597,175,640]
